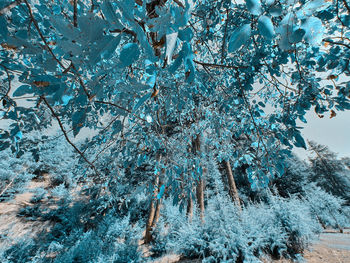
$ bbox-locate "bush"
[303,184,350,229]
[152,192,321,262]
[0,213,143,263]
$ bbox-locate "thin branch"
[23,0,65,69]
[0,173,19,198]
[343,0,350,14]
[73,0,78,27]
[173,0,184,8]
[41,96,98,174]
[70,63,92,99]
[193,60,246,70]
[323,39,350,50]
[0,0,23,15]
[94,100,147,122]
[110,28,137,39]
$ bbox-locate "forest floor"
[0,176,349,262]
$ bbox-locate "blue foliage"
[152,192,322,262]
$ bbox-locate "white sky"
[293,110,350,160]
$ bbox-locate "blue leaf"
[102,35,121,59]
[290,28,305,43]
[294,132,307,149]
[178,28,193,42]
[269,4,283,17]
[258,16,275,40]
[246,0,262,16]
[228,24,251,52]
[100,1,123,29]
[133,92,151,111]
[157,185,165,199]
[72,109,86,137]
[301,17,324,46]
[0,16,8,41]
[13,85,33,97]
[120,43,140,67]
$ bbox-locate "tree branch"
[323,39,350,50]
[73,0,78,27]
[23,0,92,99]
[194,60,246,70]
[110,28,137,39]
[94,100,146,122]
[41,96,98,174]
[221,9,229,64]
[343,0,350,14]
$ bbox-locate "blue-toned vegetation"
[1,0,350,262]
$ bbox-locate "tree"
[308,140,350,204]
[1,0,350,239]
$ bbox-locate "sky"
[293,110,350,160]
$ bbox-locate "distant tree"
[308,141,350,204]
[268,155,306,198]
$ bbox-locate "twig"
[94,100,146,122]
[323,39,350,50]
[193,60,246,70]
[343,0,350,14]
[73,0,78,27]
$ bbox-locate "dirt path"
[303,230,350,263]
[0,175,50,246]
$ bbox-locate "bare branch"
[73,0,78,27]
[173,0,184,8]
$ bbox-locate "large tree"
[1,0,350,234]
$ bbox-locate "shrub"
[152,192,321,262]
[303,184,350,229]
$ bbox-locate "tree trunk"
[223,160,241,209]
[151,199,162,227]
[145,162,160,244]
[192,134,205,222]
[187,194,193,221]
[144,199,156,244]
[196,178,205,222]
